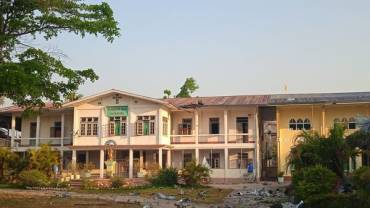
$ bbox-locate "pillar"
[10,114,16,148]
[167,150,171,168]
[224,110,228,144]
[36,115,40,147]
[99,149,104,178]
[72,150,77,170]
[224,148,228,182]
[61,113,65,147]
[86,151,89,164]
[195,148,199,165]
[158,148,163,168]
[195,110,199,144]
[139,150,144,171]
[321,106,326,136]
[129,148,133,178]
[255,111,261,181]
[60,150,64,170]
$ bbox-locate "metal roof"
[269,92,370,105]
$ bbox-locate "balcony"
[13,137,72,148]
[198,134,225,144]
[227,134,254,143]
[170,135,195,144]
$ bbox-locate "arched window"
[348,117,356,129]
[303,118,311,130]
[289,119,297,130]
[297,119,304,130]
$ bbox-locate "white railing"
[13,137,72,148]
[170,135,195,144]
[227,133,254,143]
[198,134,225,144]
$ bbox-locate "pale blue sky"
[35,0,370,98]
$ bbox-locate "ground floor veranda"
[41,146,258,182]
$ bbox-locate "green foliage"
[49,179,70,188]
[304,193,370,208]
[0,0,120,108]
[163,89,172,99]
[288,124,351,178]
[28,144,59,177]
[151,167,178,186]
[0,147,18,180]
[181,160,210,186]
[351,166,370,192]
[176,77,199,98]
[346,130,370,151]
[293,165,337,201]
[81,179,96,190]
[110,176,123,188]
[18,169,49,187]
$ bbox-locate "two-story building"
[1,90,370,182]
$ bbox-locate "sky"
[34,0,370,98]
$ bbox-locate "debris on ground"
[281,200,304,208]
[55,192,71,198]
[154,192,177,200]
[197,190,208,199]
[174,198,192,208]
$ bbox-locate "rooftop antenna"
[283,83,288,94]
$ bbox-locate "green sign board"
[105,106,128,117]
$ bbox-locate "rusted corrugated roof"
[0,102,66,114]
[165,95,270,108]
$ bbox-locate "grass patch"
[78,185,232,204]
[0,193,140,208]
[0,183,24,189]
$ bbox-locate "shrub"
[151,167,178,186]
[304,193,370,208]
[19,170,49,187]
[181,160,210,186]
[352,166,370,192]
[110,176,123,188]
[81,179,96,190]
[293,165,337,201]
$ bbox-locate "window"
[109,116,127,136]
[30,122,37,138]
[80,117,98,136]
[178,118,192,135]
[50,121,61,137]
[162,117,168,136]
[183,153,193,167]
[289,118,310,130]
[348,117,356,129]
[236,117,248,133]
[136,116,155,136]
[207,153,220,169]
[228,149,249,169]
[209,118,220,134]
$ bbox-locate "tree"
[176,77,199,98]
[163,89,172,99]
[0,0,120,109]
[64,90,83,102]
[28,144,59,176]
[181,160,210,186]
[0,147,18,180]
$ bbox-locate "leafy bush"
[352,166,370,192]
[49,179,70,188]
[151,167,178,186]
[81,179,96,190]
[293,165,337,201]
[110,176,123,188]
[181,160,210,186]
[304,193,370,208]
[28,144,60,177]
[19,170,49,187]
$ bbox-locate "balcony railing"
[227,134,254,143]
[198,134,225,144]
[170,135,195,144]
[0,138,10,147]
[13,137,73,148]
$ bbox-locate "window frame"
[80,117,99,136]
[136,115,155,136]
[209,117,220,134]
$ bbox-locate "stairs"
[69,180,83,189]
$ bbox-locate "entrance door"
[261,121,278,180]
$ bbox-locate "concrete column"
[10,114,16,148]
[72,150,77,169]
[195,110,199,144]
[61,113,65,147]
[60,150,64,170]
[158,148,163,168]
[167,150,171,168]
[86,151,89,164]
[321,106,326,136]
[224,148,228,182]
[195,148,199,165]
[36,115,40,147]
[224,110,228,144]
[139,150,144,171]
[156,109,160,144]
[129,148,133,178]
[255,111,261,181]
[99,149,104,178]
